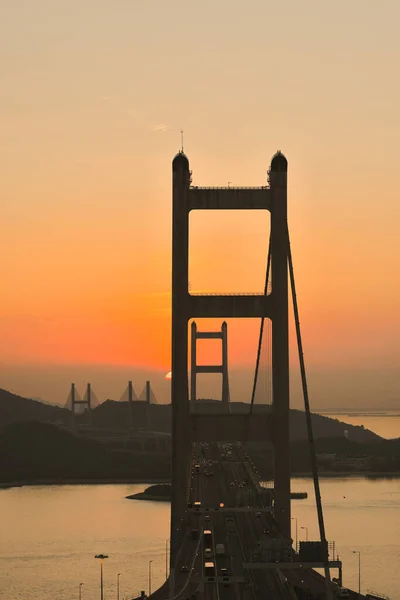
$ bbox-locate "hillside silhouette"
[0,388,384,443]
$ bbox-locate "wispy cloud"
[151,124,169,132]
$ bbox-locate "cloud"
[151,124,169,132]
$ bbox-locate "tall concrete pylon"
[170,150,290,559]
[190,320,230,412]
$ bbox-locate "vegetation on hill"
[0,388,70,428]
[0,421,171,483]
[0,388,384,444]
[0,388,398,485]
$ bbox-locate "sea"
[0,412,398,600]
[317,409,400,440]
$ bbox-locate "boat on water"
[290,491,308,499]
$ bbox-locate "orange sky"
[1,1,400,406]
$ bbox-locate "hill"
[0,388,70,428]
[0,421,171,483]
[0,388,385,443]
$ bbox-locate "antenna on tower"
[180,130,184,153]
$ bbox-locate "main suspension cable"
[287,231,333,600]
[250,236,271,413]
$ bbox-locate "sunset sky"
[1,1,400,408]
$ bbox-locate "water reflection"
[0,479,398,599]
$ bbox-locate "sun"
[165,371,172,380]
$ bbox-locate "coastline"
[1,471,399,491]
[0,478,170,490]
[126,492,170,502]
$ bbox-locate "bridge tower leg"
[171,153,191,561]
[270,153,291,539]
[128,380,134,435]
[190,320,230,412]
[70,382,76,429]
[221,321,230,411]
[70,382,92,430]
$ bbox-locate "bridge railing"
[190,186,269,190]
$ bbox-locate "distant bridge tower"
[171,151,290,558]
[190,320,230,411]
[69,382,92,427]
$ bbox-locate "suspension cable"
[250,237,271,413]
[287,231,333,600]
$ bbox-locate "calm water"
[0,479,399,600]
[320,411,400,439]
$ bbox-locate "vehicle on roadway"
[181,565,189,573]
[194,464,200,472]
[263,528,271,534]
[203,529,213,545]
[204,547,213,558]
[215,543,225,555]
[337,589,350,598]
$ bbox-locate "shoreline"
[126,492,170,502]
[1,471,399,490]
[0,478,170,490]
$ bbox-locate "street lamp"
[117,572,121,600]
[291,517,298,550]
[149,560,153,596]
[353,550,361,596]
[165,540,169,579]
[79,583,84,600]
[94,554,109,600]
[301,526,308,541]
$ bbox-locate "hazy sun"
[165,371,172,380]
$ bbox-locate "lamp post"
[353,550,361,596]
[301,526,308,541]
[79,583,84,600]
[149,560,153,596]
[165,540,169,580]
[291,517,298,551]
[117,572,121,600]
[94,554,109,600]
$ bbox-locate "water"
[0,479,399,600]
[318,411,400,440]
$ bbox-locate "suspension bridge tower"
[170,151,291,559]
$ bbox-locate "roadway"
[149,441,361,600]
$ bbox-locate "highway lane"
[151,439,348,600]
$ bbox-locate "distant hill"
[0,389,384,442]
[0,388,70,428]
[0,421,171,483]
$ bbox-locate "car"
[263,528,271,534]
[229,482,235,487]
[181,566,189,573]
[256,512,262,518]
[205,515,210,521]
[220,568,229,575]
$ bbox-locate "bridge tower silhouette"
[190,320,230,412]
[66,383,98,428]
[171,150,290,557]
